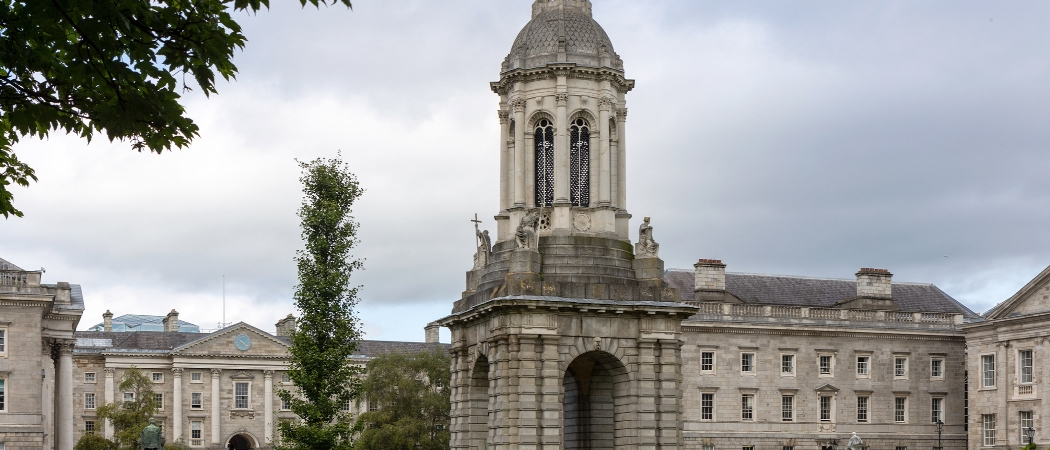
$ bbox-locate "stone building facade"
[0,258,84,450]
[963,265,1050,450]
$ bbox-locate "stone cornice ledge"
[437,295,698,327]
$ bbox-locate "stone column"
[513,98,526,207]
[554,91,569,205]
[56,340,74,450]
[539,335,562,449]
[264,371,274,444]
[499,110,512,210]
[598,97,613,206]
[636,339,658,450]
[211,369,222,445]
[172,368,183,442]
[104,368,115,439]
[616,108,628,210]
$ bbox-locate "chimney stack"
[275,314,296,337]
[856,268,892,299]
[425,322,440,344]
[162,309,180,332]
[694,259,727,301]
[103,310,113,332]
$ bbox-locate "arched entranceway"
[468,355,491,450]
[563,351,630,450]
[227,433,253,450]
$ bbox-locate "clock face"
[234,334,252,351]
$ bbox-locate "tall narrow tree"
[277,156,364,450]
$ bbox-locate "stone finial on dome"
[532,0,592,19]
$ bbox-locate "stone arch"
[468,354,491,450]
[527,110,556,129]
[562,350,631,450]
[568,109,597,130]
[224,432,258,450]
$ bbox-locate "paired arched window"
[534,119,554,207]
[570,118,590,207]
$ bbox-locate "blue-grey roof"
[664,269,977,317]
[88,314,200,333]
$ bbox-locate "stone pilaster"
[172,368,183,441]
[263,370,274,444]
[210,369,221,445]
[539,334,562,450]
[513,98,527,207]
[53,339,75,450]
[516,335,540,450]
[103,368,115,439]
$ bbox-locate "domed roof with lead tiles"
[503,8,621,72]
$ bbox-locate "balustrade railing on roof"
[684,300,962,330]
[0,270,28,286]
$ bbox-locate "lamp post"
[936,419,944,450]
[1025,426,1035,446]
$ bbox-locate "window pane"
[568,121,590,207]
[191,392,202,408]
[741,395,753,420]
[895,397,906,423]
[235,382,248,409]
[741,353,754,373]
[1020,351,1034,384]
[857,397,868,422]
[85,393,95,410]
[895,358,907,377]
[931,359,943,378]
[782,355,794,373]
[152,372,163,382]
[819,356,831,374]
[857,357,869,375]
[84,373,95,383]
[534,124,554,207]
[701,393,714,420]
[0,379,5,411]
[701,352,714,371]
[931,398,942,423]
[1020,411,1034,442]
[984,414,996,446]
[191,372,202,381]
[982,355,995,387]
[781,396,793,421]
[819,396,831,421]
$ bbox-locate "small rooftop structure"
[88,313,200,333]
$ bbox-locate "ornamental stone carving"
[635,216,660,258]
[498,110,511,123]
[598,96,615,110]
[511,97,527,112]
[616,108,628,121]
[229,410,256,420]
[573,212,591,232]
[555,93,569,106]
[515,210,541,250]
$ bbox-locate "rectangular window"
[819,355,832,375]
[702,445,714,450]
[931,397,943,423]
[896,447,907,450]
[1019,350,1034,384]
[895,357,908,378]
[368,399,378,412]
[819,396,832,421]
[235,382,249,409]
[783,446,794,450]
[741,394,754,421]
[190,372,202,382]
[857,356,870,376]
[931,358,944,379]
[85,393,96,410]
[281,397,291,410]
[281,373,291,383]
[982,355,995,387]
[84,372,96,383]
[154,393,163,409]
[743,447,754,450]
[1020,411,1034,443]
[151,372,163,383]
[781,395,794,421]
[701,352,715,372]
[983,414,996,446]
[895,397,907,423]
[781,355,794,375]
[191,392,202,409]
[857,397,869,422]
[0,329,6,355]
[85,420,95,435]
[701,393,714,420]
[341,399,351,412]
[123,392,134,404]
[0,379,6,411]
[741,353,754,373]
[190,420,203,446]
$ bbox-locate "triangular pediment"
[173,322,288,358]
[986,265,1050,319]
[0,257,23,271]
[815,383,840,393]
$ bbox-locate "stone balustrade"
[684,301,963,330]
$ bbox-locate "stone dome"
[502,4,623,73]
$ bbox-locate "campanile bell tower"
[439,2,697,450]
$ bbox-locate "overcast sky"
[3,0,1050,341]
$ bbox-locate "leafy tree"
[74,433,118,450]
[0,0,351,218]
[95,368,158,450]
[352,349,450,450]
[277,155,365,450]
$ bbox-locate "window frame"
[856,354,871,378]
[740,394,754,421]
[190,372,203,383]
[981,354,996,388]
[1020,411,1033,443]
[190,420,203,441]
[740,352,755,375]
[85,392,96,410]
[781,394,794,422]
[700,351,716,374]
[85,420,95,435]
[819,395,834,422]
[281,397,291,411]
[84,372,96,383]
[856,396,869,423]
[894,396,908,423]
[930,396,944,423]
[894,355,909,380]
[1018,349,1034,385]
[781,353,796,377]
[151,372,164,383]
[0,377,6,412]
[700,392,715,421]
[190,392,202,409]
[234,381,251,409]
[0,327,6,357]
[153,393,163,411]
[983,414,996,447]
[818,354,834,377]
[123,392,135,404]
[930,357,944,380]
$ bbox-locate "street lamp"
[936,419,944,450]
[1025,426,1035,446]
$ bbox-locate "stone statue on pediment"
[635,216,659,258]
[515,211,540,250]
[473,227,492,270]
[140,417,165,450]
